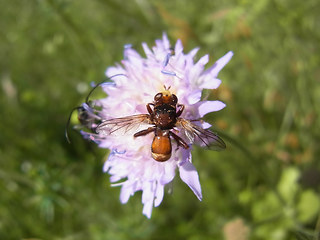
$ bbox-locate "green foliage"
[0,0,319,239]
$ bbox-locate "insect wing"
[176,118,226,151]
[95,114,152,136]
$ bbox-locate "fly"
[95,87,226,161]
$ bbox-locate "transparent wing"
[95,114,152,136]
[176,118,226,151]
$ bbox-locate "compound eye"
[154,93,163,101]
[171,94,178,104]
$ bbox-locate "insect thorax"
[153,104,177,129]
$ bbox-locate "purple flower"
[81,33,233,218]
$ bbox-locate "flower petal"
[199,77,221,89]
[142,181,155,218]
[198,100,226,117]
[179,161,202,201]
[143,200,153,219]
[120,183,132,204]
[188,54,209,85]
[201,121,212,129]
[154,183,164,207]
[208,51,233,77]
[174,39,183,55]
[142,42,151,54]
[187,90,202,105]
[161,32,170,49]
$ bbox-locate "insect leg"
[169,131,189,149]
[146,103,154,115]
[176,104,185,117]
[134,127,155,138]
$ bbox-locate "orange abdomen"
[151,135,172,162]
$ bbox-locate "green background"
[1,0,319,239]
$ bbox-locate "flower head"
[81,33,233,218]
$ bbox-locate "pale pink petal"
[120,184,132,204]
[188,55,209,84]
[154,183,164,207]
[105,65,126,78]
[160,161,176,184]
[174,39,183,55]
[187,90,202,105]
[187,47,199,60]
[197,54,209,66]
[103,161,110,172]
[142,42,153,58]
[142,182,153,204]
[135,103,148,113]
[110,175,122,182]
[161,32,170,49]
[201,121,212,129]
[126,49,143,67]
[199,77,221,89]
[179,161,202,201]
[142,199,153,218]
[142,182,155,218]
[198,100,226,117]
[208,51,233,77]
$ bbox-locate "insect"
[65,74,125,143]
[95,87,226,162]
[65,103,101,143]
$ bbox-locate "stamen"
[161,47,176,76]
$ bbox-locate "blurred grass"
[0,0,319,239]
